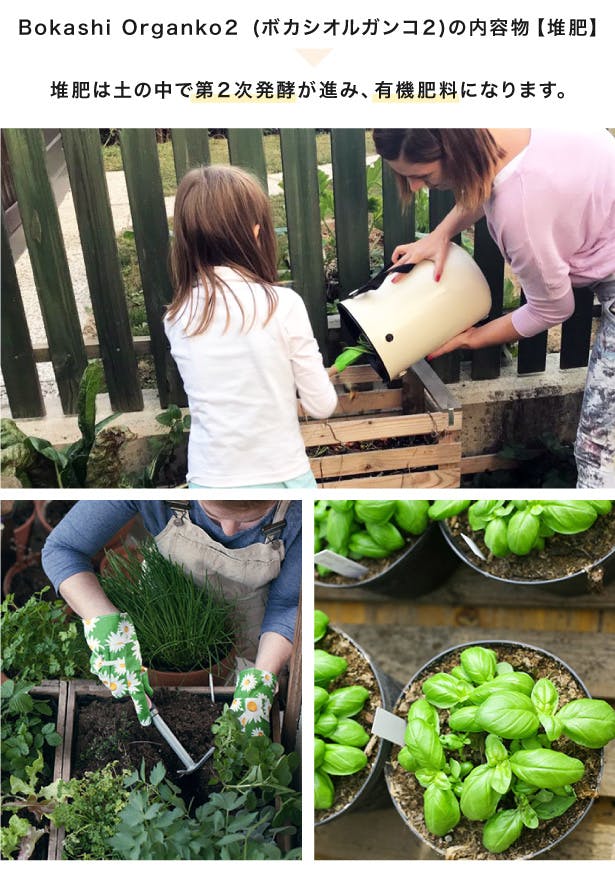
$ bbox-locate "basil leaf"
[325,508,354,554]
[448,705,483,733]
[506,510,540,556]
[347,531,389,560]
[484,517,510,557]
[353,500,396,525]
[538,712,563,742]
[407,698,440,733]
[324,685,370,719]
[467,500,502,530]
[394,500,430,536]
[530,789,577,820]
[320,744,368,777]
[509,748,585,788]
[364,519,406,553]
[539,500,598,535]
[314,609,330,643]
[459,646,498,684]
[404,718,446,771]
[482,808,524,854]
[469,671,535,704]
[314,649,348,687]
[427,500,471,521]
[459,764,501,821]
[314,712,339,738]
[490,761,512,795]
[314,769,335,809]
[328,718,370,748]
[397,746,418,772]
[424,783,460,837]
[476,691,540,739]
[314,686,330,715]
[531,678,559,715]
[484,734,508,765]
[556,698,615,748]
[314,737,326,769]
[328,500,354,512]
[422,673,473,708]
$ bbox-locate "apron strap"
[165,500,191,525]
[261,501,291,543]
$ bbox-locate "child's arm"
[285,296,338,418]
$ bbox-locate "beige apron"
[154,501,289,672]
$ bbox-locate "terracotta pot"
[2,553,55,605]
[9,501,36,562]
[147,651,237,688]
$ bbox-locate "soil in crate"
[388,644,603,860]
[447,508,615,581]
[72,689,226,806]
[315,630,383,823]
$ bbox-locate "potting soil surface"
[72,689,226,806]
[447,508,615,583]
[6,562,57,606]
[315,629,384,824]
[387,643,603,860]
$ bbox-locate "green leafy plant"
[314,499,430,576]
[0,363,121,488]
[428,499,612,558]
[1,591,91,683]
[0,681,62,788]
[110,708,300,860]
[313,610,371,811]
[396,645,615,854]
[99,540,237,672]
[129,404,190,488]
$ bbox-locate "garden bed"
[301,362,462,488]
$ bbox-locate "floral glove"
[230,668,277,737]
[82,613,153,726]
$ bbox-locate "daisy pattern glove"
[231,668,277,737]
[82,613,153,725]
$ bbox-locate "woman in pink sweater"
[373,128,615,488]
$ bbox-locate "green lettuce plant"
[428,499,612,558]
[314,610,371,811]
[397,645,615,854]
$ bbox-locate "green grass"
[102,131,377,196]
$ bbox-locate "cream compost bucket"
[338,242,491,382]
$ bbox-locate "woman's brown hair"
[167,164,279,334]
[372,129,505,210]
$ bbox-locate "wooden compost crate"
[29,680,69,862]
[300,361,462,488]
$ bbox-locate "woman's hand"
[391,231,453,283]
[427,327,477,360]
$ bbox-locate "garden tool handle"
[149,704,195,770]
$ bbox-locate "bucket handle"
[346,262,414,298]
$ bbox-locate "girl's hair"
[372,129,505,210]
[167,164,279,334]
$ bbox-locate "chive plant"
[100,542,237,672]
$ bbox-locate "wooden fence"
[1,128,596,418]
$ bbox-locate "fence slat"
[171,129,211,183]
[471,218,504,380]
[1,214,45,418]
[60,129,143,413]
[560,287,594,369]
[227,130,268,189]
[428,189,461,383]
[279,129,328,360]
[382,160,414,264]
[3,128,87,414]
[330,129,370,296]
[517,290,548,374]
[120,129,186,408]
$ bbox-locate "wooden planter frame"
[301,361,462,488]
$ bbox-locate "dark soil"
[315,629,384,825]
[445,508,615,584]
[316,536,418,586]
[72,689,226,807]
[4,559,56,606]
[11,501,35,528]
[387,642,603,860]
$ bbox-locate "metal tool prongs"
[149,704,214,776]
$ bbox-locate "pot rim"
[439,519,615,587]
[315,525,433,590]
[385,638,604,860]
[315,625,391,826]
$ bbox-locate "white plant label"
[371,707,406,747]
[314,550,370,579]
[460,532,487,561]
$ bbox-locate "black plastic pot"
[315,625,398,826]
[385,639,605,860]
[316,523,458,597]
[439,520,615,597]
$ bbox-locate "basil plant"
[397,645,615,854]
[314,610,371,811]
[428,499,612,558]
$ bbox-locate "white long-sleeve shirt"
[164,267,337,486]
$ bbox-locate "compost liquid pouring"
[338,242,492,383]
